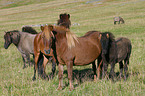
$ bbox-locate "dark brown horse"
[41,25,102,90]
[57,13,71,29]
[99,32,132,80]
[32,26,56,81]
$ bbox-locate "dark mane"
[22,26,38,34]
[103,32,115,42]
[100,32,116,63]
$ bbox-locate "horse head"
[40,25,55,54]
[57,13,71,29]
[4,30,20,49]
[99,32,110,54]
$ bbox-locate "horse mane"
[6,30,19,33]
[22,26,38,34]
[53,26,78,48]
[101,32,117,63]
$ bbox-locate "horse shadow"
[63,68,94,88]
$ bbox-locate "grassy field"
[0,0,145,95]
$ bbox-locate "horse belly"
[74,49,100,65]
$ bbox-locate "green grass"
[0,0,145,95]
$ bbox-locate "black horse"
[99,32,132,80]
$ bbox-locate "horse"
[99,32,132,80]
[32,26,56,81]
[57,13,71,29]
[114,17,125,25]
[41,25,102,90]
[4,29,36,69]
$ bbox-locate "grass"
[0,0,145,95]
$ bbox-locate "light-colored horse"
[4,29,37,69]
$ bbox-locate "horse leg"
[57,64,64,90]
[92,61,97,81]
[32,52,39,81]
[97,55,102,80]
[32,54,35,64]
[50,58,56,79]
[21,54,27,69]
[37,53,46,79]
[110,63,116,81]
[124,60,128,80]
[102,62,108,79]
[101,54,108,79]
[119,61,123,80]
[41,56,48,80]
[66,61,74,91]
[26,54,31,66]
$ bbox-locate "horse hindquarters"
[124,45,132,80]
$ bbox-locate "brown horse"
[32,27,56,81]
[57,13,71,29]
[41,25,102,90]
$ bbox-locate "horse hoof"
[57,87,63,90]
[32,77,36,81]
[23,66,27,69]
[69,86,74,91]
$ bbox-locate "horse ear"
[68,14,70,19]
[106,34,109,38]
[99,34,102,40]
[40,26,44,31]
[60,14,63,19]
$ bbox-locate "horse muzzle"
[44,49,51,54]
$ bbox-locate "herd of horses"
[4,13,132,90]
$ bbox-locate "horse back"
[116,37,132,62]
[66,31,101,65]
[18,32,36,54]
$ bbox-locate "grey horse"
[4,27,37,69]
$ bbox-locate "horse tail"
[22,26,38,34]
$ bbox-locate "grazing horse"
[4,29,36,69]
[99,32,132,80]
[114,17,125,25]
[41,25,102,90]
[57,13,71,29]
[32,26,56,81]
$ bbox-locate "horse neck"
[12,32,20,46]
[54,33,68,50]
